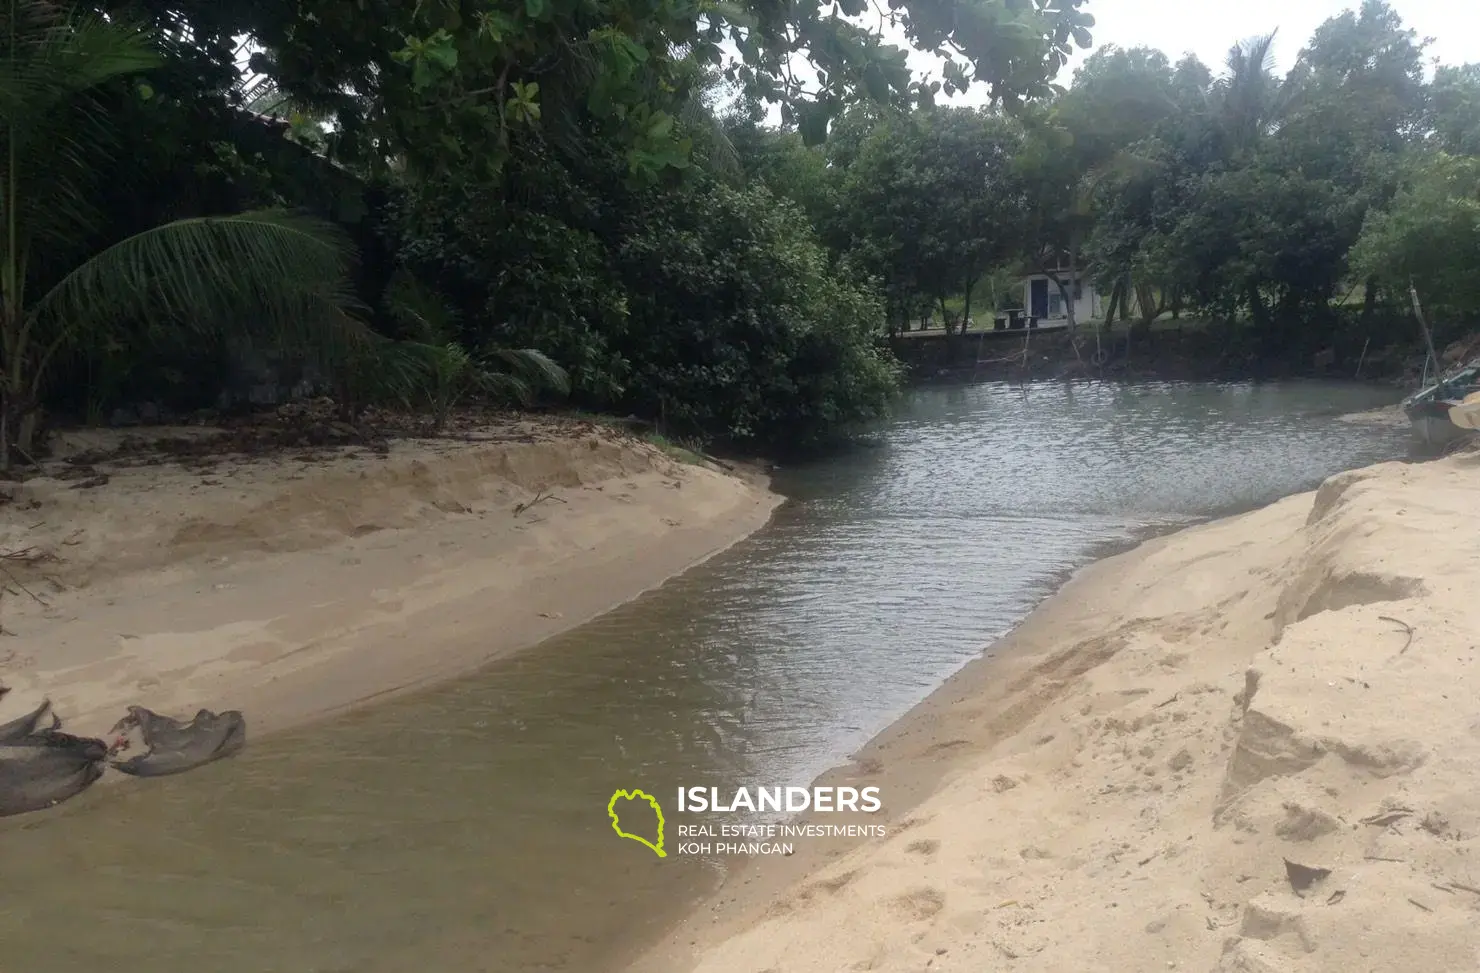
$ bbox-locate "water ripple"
[0,379,1408,973]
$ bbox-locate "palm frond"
[483,347,571,399]
[0,4,160,120]
[1,4,164,270]
[31,209,364,357]
[479,370,534,405]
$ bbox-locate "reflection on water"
[0,380,1407,972]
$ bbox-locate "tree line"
[0,0,1098,467]
[735,0,1480,371]
[2,0,1473,470]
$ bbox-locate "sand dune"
[0,418,779,740]
[640,454,1480,972]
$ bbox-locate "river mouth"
[0,379,1410,973]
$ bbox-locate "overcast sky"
[1072,0,1476,73]
[895,0,1480,108]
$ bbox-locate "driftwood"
[108,706,246,778]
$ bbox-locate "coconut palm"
[1214,32,1295,160]
[0,0,366,469]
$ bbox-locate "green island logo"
[608,788,667,858]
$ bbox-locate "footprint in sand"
[887,887,945,922]
[905,839,940,856]
[893,815,935,834]
[766,869,860,917]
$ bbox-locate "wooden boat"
[1403,361,1480,447]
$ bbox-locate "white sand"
[638,454,1480,973]
[0,419,780,739]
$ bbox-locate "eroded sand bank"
[639,453,1480,973]
[0,418,780,740]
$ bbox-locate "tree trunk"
[17,406,38,458]
[961,266,976,335]
[1103,279,1121,329]
[0,384,40,471]
[1065,242,1079,334]
[1132,281,1157,340]
[1360,275,1378,325]
[0,387,10,473]
[1247,281,1273,352]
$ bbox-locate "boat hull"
[1402,361,1480,449]
[1408,413,1469,448]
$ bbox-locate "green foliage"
[1067,1,1435,350]
[389,152,632,403]
[380,270,571,430]
[1142,164,1357,324]
[0,1,367,467]
[614,181,900,447]
[835,107,1026,332]
[229,0,1095,191]
[23,0,1480,462]
[1429,66,1480,156]
[1351,153,1480,315]
[386,121,898,449]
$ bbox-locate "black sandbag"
[108,706,246,778]
[0,730,108,817]
[0,699,59,743]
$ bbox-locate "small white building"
[1023,271,1102,324]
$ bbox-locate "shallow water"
[0,380,1408,972]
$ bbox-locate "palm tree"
[1215,32,1294,160]
[0,0,366,469]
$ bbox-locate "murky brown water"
[0,380,1409,972]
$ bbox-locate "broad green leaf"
[426,36,458,70]
[647,112,674,140]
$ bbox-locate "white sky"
[900,0,1480,107]
[1067,0,1480,74]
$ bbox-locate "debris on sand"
[0,696,248,817]
[1284,858,1332,896]
[107,705,246,778]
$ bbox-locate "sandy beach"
[0,414,780,741]
[635,451,1480,973]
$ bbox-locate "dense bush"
[614,181,899,447]
[386,148,900,451]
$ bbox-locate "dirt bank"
[636,453,1480,972]
[0,416,780,740]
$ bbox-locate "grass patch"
[535,409,715,466]
[643,432,707,465]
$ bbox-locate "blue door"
[1030,278,1049,318]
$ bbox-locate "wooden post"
[1409,279,1441,381]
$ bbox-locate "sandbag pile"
[0,687,247,818]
